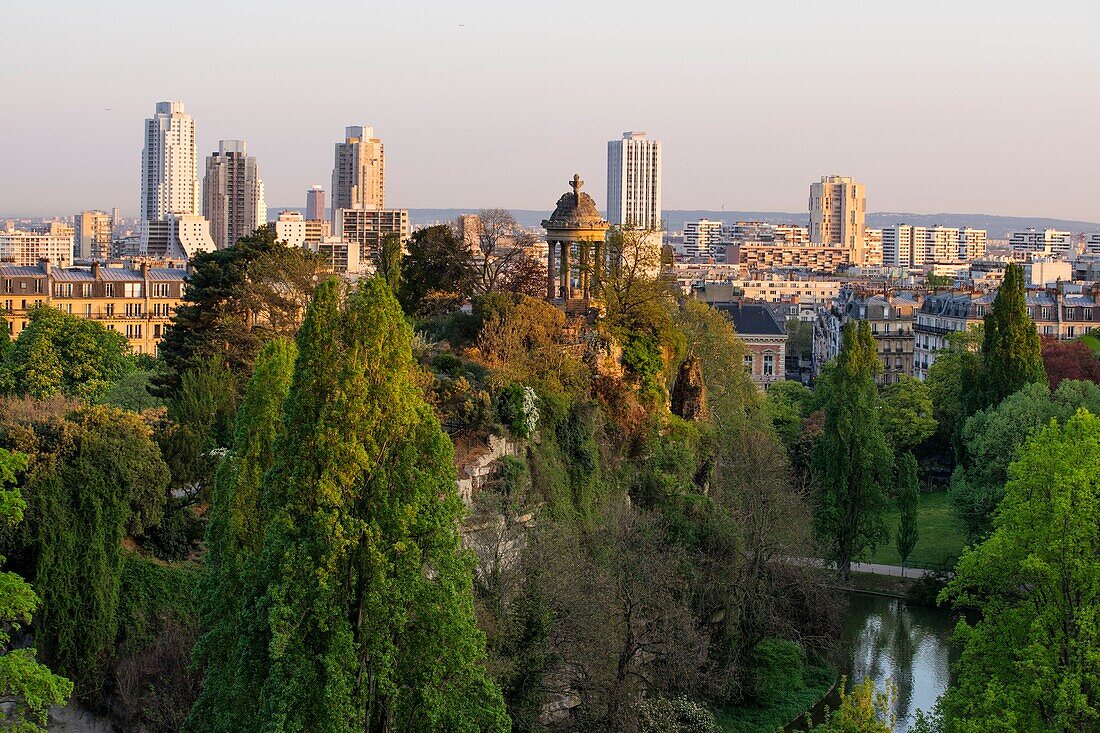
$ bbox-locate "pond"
[839,593,957,732]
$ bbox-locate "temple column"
[546,239,556,300]
[593,241,603,294]
[580,242,590,299]
[560,241,570,300]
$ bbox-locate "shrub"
[751,638,806,707]
[636,696,721,733]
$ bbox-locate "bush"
[751,638,806,707]
[622,332,664,398]
[636,696,721,733]
[497,383,539,438]
[906,569,951,608]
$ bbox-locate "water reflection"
[841,594,956,732]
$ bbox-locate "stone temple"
[542,174,610,313]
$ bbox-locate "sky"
[2,0,1099,220]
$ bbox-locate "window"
[154,324,161,338]
[105,283,114,297]
[744,354,754,372]
[19,282,26,291]
[84,304,92,317]
[81,283,92,297]
[153,282,171,297]
[124,283,142,298]
[105,303,114,317]
[763,352,774,376]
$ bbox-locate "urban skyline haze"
[3,0,1099,220]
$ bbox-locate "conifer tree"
[980,262,1045,410]
[188,338,297,733]
[812,321,893,579]
[895,452,919,577]
[247,277,508,733]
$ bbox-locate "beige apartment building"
[813,287,920,384]
[335,208,409,262]
[0,222,74,268]
[75,211,112,259]
[331,126,385,222]
[809,175,867,265]
[202,140,267,249]
[731,242,852,273]
[0,261,187,355]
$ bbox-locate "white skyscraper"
[203,140,267,249]
[331,125,385,224]
[607,131,662,231]
[141,101,200,221]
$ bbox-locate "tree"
[399,225,473,317]
[763,380,812,450]
[240,278,508,733]
[1041,336,1100,389]
[0,306,133,400]
[812,322,893,579]
[602,225,669,333]
[880,376,937,452]
[672,299,757,420]
[158,226,325,386]
[895,452,919,578]
[376,233,403,293]
[188,339,296,733]
[471,209,545,296]
[806,678,896,732]
[979,262,1044,410]
[950,379,1100,539]
[925,326,983,456]
[0,447,73,731]
[938,409,1100,732]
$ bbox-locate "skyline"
[3,0,1099,220]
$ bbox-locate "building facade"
[809,175,866,264]
[713,302,786,390]
[202,140,266,249]
[141,101,199,221]
[75,211,112,260]
[682,219,724,260]
[0,261,187,355]
[140,214,216,260]
[331,126,385,222]
[334,208,409,261]
[306,185,326,221]
[606,131,662,230]
[0,222,73,267]
[1009,228,1071,258]
[274,210,329,248]
[882,225,989,267]
[815,288,919,384]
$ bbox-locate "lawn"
[864,490,968,570]
[713,662,835,733]
[1081,331,1100,357]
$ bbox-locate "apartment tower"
[306,185,326,221]
[607,131,662,231]
[202,140,267,249]
[74,210,112,259]
[809,175,866,265]
[331,126,385,223]
[141,101,199,221]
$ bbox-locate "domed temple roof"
[542,174,609,232]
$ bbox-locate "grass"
[1081,331,1100,357]
[713,662,835,733]
[864,490,967,570]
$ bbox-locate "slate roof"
[713,302,786,336]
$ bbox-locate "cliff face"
[671,354,708,421]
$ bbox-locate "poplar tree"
[188,338,297,733]
[812,321,893,579]
[251,277,508,733]
[980,262,1044,410]
[895,452,919,577]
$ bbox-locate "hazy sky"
[3,0,1099,220]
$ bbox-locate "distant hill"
[273,207,1100,239]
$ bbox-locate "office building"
[809,175,866,264]
[75,210,112,259]
[331,126,385,221]
[141,101,199,221]
[0,222,73,267]
[334,208,408,261]
[306,185,326,221]
[606,131,662,230]
[682,219,724,260]
[202,140,266,249]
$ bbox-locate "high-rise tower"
[306,185,326,221]
[330,125,384,223]
[141,101,199,221]
[809,175,866,265]
[202,140,267,249]
[606,131,662,231]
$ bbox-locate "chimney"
[92,261,101,279]
[40,258,51,276]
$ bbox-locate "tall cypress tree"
[981,262,1045,409]
[812,321,893,579]
[188,338,297,733]
[895,451,919,577]
[248,277,508,733]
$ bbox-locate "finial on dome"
[570,173,583,197]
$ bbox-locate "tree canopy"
[979,262,1045,410]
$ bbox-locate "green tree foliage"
[33,406,171,696]
[812,322,893,578]
[233,278,507,733]
[0,447,73,732]
[764,380,812,450]
[979,262,1045,410]
[0,306,132,400]
[376,233,403,293]
[805,678,896,732]
[950,379,1100,539]
[158,226,325,385]
[399,225,474,317]
[188,339,296,733]
[169,355,240,455]
[895,452,919,575]
[924,326,983,455]
[673,299,756,420]
[880,376,936,452]
[938,409,1100,732]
